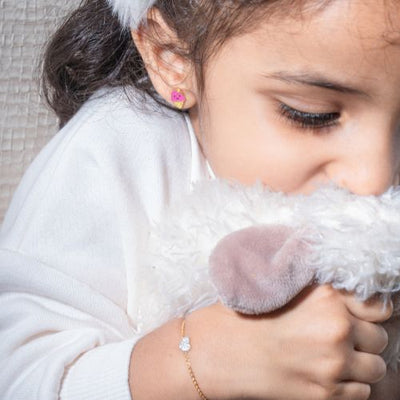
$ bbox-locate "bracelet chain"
[179,319,209,400]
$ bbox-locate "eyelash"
[278,103,340,132]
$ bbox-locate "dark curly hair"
[42,0,332,127]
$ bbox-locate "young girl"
[0,0,399,399]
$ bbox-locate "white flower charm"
[179,336,191,352]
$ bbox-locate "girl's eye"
[278,103,340,132]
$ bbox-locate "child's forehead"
[206,1,400,99]
[246,2,400,68]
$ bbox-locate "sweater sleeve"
[0,89,192,399]
[0,249,137,400]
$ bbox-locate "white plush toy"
[131,180,400,370]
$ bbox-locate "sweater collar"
[183,113,216,185]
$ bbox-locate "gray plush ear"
[209,225,314,314]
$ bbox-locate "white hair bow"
[108,0,157,28]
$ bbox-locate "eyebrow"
[263,71,371,98]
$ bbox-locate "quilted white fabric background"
[0,0,79,223]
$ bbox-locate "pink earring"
[171,89,186,110]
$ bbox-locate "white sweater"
[0,88,210,400]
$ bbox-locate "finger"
[352,320,388,354]
[392,292,400,314]
[331,382,371,400]
[345,352,387,384]
[343,293,393,322]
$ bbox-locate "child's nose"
[328,128,398,196]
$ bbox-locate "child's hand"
[186,284,392,400]
[369,365,400,400]
[129,284,392,400]
[369,313,400,400]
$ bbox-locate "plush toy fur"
[132,180,400,370]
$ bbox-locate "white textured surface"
[0,0,79,222]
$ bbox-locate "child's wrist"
[184,306,238,400]
[129,318,201,400]
[185,304,275,400]
[179,318,210,400]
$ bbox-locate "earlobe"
[170,89,186,110]
[130,12,198,110]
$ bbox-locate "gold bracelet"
[179,319,209,400]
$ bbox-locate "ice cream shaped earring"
[171,89,186,110]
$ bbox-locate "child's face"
[189,0,400,195]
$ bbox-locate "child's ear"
[131,9,197,109]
